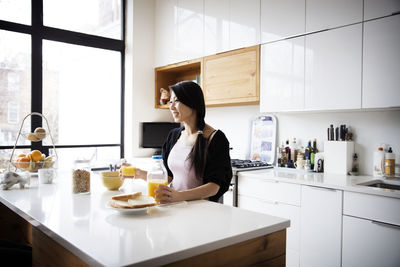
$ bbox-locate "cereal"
[72,169,90,193]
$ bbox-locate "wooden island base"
[1,202,286,267]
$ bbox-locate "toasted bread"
[109,195,156,209]
[109,199,134,209]
[127,195,157,208]
[111,192,142,201]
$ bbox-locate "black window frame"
[0,0,126,162]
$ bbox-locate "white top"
[0,170,289,267]
[167,140,203,191]
[237,168,400,199]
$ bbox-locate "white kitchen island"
[0,170,289,267]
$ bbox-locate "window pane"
[42,41,121,146]
[0,0,31,25]
[0,30,31,146]
[52,146,120,169]
[43,0,122,39]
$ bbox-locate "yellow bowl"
[100,171,124,190]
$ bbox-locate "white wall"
[207,106,400,175]
[126,0,172,159]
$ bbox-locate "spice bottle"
[385,147,396,178]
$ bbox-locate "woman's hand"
[155,184,183,203]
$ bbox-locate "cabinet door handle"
[261,199,279,205]
[308,186,338,192]
[262,179,279,183]
[371,220,400,230]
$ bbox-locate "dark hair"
[169,81,207,179]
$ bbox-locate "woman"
[123,81,232,203]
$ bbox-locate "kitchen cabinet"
[342,191,400,267]
[342,216,400,267]
[300,185,342,267]
[304,24,362,111]
[260,36,305,112]
[238,175,301,267]
[155,0,178,67]
[204,0,230,56]
[202,45,260,106]
[362,14,400,109]
[155,45,259,108]
[260,0,305,43]
[364,0,400,20]
[176,0,204,62]
[229,0,260,50]
[154,58,202,109]
[306,0,363,32]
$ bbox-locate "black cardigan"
[162,127,232,202]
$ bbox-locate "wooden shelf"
[155,58,202,109]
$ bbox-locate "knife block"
[324,141,354,175]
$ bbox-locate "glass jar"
[72,159,91,193]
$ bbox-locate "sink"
[357,179,400,191]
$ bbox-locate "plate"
[107,204,157,214]
[107,201,188,214]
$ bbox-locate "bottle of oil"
[385,147,396,177]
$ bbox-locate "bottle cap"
[152,155,163,160]
[388,147,393,153]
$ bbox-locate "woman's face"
[169,91,195,123]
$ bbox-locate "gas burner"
[231,159,272,169]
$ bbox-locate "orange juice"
[121,166,136,177]
[148,179,168,199]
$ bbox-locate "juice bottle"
[147,155,168,200]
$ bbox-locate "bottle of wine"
[310,138,318,169]
[305,140,312,160]
[285,139,291,161]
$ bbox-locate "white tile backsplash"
[206,106,400,175]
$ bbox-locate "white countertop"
[0,170,289,267]
[237,168,400,199]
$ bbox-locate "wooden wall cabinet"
[202,45,260,107]
[155,45,260,108]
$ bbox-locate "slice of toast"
[127,195,157,208]
[111,192,142,201]
[109,199,135,209]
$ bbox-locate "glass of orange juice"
[147,179,168,200]
[121,166,136,178]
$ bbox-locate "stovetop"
[231,159,273,170]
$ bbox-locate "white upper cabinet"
[260,37,305,112]
[306,0,363,32]
[305,24,362,110]
[364,0,400,20]
[155,0,178,67]
[261,0,305,43]
[176,0,204,62]
[229,0,260,50]
[362,14,400,109]
[204,0,230,56]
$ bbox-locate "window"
[7,102,19,124]
[0,1,125,170]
